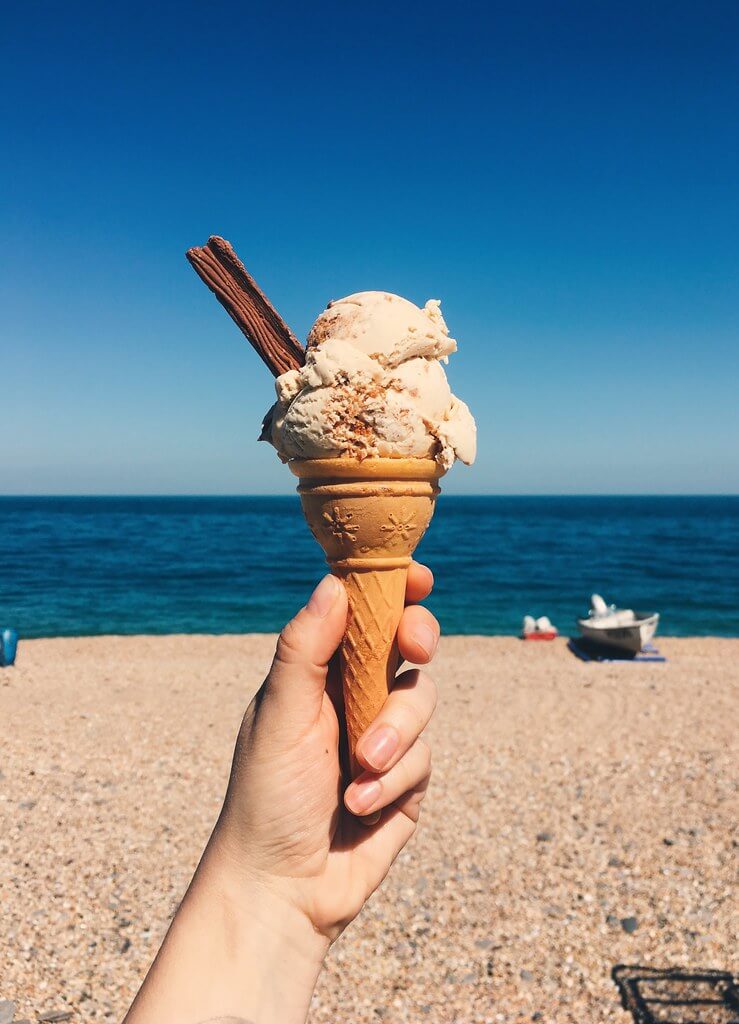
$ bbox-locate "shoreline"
[1,635,737,1022]
[7,631,739,642]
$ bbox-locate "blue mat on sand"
[568,638,667,663]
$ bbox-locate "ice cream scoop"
[264,291,476,469]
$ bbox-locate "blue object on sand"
[1,628,18,667]
[567,637,666,663]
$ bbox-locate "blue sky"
[2,1,737,494]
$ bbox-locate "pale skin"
[124,562,440,1024]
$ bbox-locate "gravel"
[1,634,737,1023]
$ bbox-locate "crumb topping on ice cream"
[264,291,476,469]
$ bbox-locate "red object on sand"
[522,631,558,641]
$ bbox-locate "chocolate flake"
[186,236,305,377]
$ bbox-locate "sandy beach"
[1,635,736,1023]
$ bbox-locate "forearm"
[124,839,328,1024]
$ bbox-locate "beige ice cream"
[264,291,476,469]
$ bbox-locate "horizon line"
[1,493,738,500]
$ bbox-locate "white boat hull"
[577,613,659,654]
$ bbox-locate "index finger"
[405,561,433,604]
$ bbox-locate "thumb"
[265,574,348,719]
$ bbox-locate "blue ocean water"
[1,497,737,639]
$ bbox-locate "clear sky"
[2,1,737,495]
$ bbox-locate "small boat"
[577,594,659,654]
[522,615,559,641]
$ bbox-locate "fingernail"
[359,726,398,770]
[307,574,339,617]
[346,779,381,814]
[418,563,434,588]
[412,624,438,658]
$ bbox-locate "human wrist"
[197,830,330,967]
[186,839,328,1022]
[125,836,328,1024]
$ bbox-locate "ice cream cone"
[290,457,445,778]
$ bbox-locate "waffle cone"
[290,457,445,778]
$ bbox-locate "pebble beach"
[1,635,737,1023]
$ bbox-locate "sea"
[1,496,737,639]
